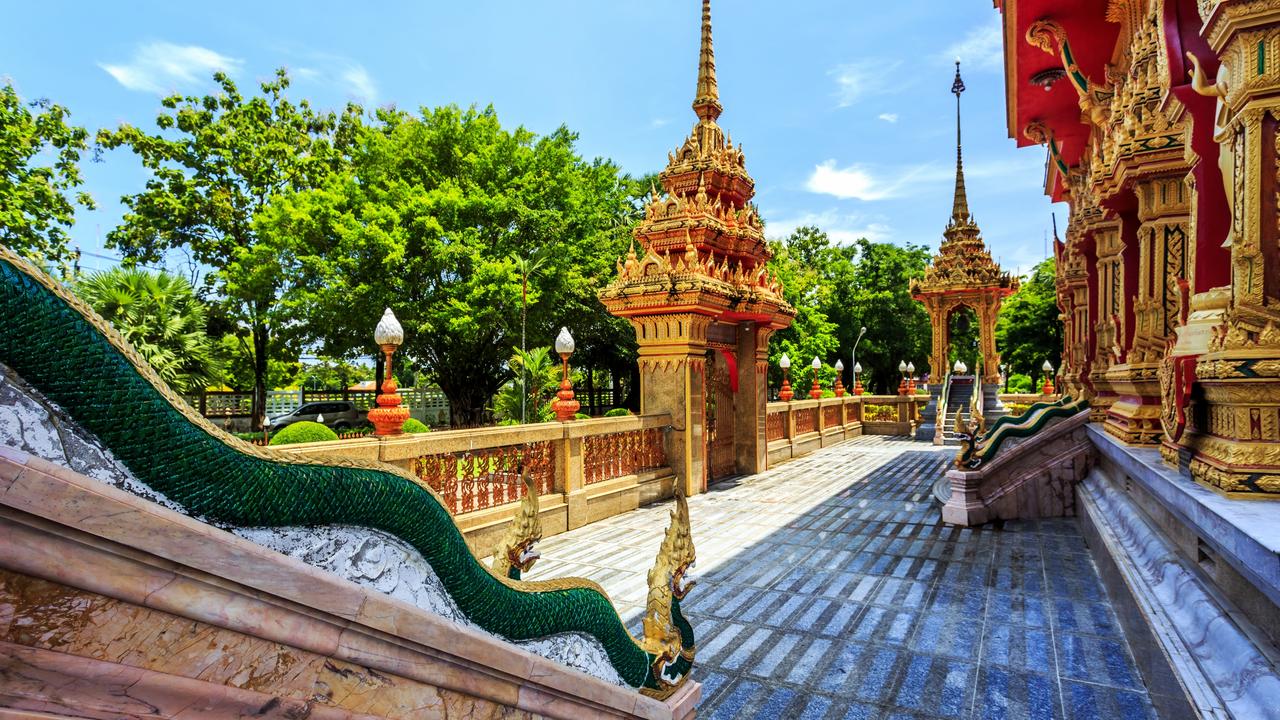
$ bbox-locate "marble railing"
[765,394,927,466]
[282,414,675,556]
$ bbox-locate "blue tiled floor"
[537,437,1159,719]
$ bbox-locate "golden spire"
[692,0,723,121]
[949,60,972,227]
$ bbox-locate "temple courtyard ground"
[537,436,1158,720]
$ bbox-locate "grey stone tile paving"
[537,436,1158,720]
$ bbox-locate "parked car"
[267,401,364,432]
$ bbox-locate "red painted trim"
[715,347,739,393]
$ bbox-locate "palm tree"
[76,267,220,394]
[510,250,548,423]
[491,346,560,424]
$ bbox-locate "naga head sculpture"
[641,489,697,694]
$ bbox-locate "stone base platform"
[1078,426,1280,720]
[941,411,1094,526]
[0,447,699,720]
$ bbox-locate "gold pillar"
[1184,1,1280,493]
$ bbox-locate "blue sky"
[2,0,1062,276]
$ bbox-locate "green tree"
[767,228,931,395]
[296,357,374,391]
[97,69,356,429]
[996,257,1062,385]
[832,239,931,393]
[264,105,638,425]
[75,267,219,393]
[491,346,560,423]
[766,227,842,394]
[216,334,300,392]
[0,83,95,275]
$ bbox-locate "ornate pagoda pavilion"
[599,0,795,492]
[912,61,1019,428]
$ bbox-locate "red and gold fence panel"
[583,427,666,485]
[795,407,818,435]
[766,410,786,441]
[414,441,555,514]
[823,405,840,428]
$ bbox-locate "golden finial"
[693,0,723,121]
[949,60,972,228]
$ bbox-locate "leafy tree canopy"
[264,105,641,424]
[97,69,359,428]
[0,83,95,275]
[996,257,1062,383]
[766,228,931,395]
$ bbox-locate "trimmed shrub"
[269,421,338,446]
[402,418,431,434]
[604,408,632,417]
[575,413,590,420]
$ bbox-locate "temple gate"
[600,0,794,493]
[912,62,1018,434]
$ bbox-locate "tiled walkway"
[537,436,1158,720]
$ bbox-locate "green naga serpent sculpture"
[955,395,1089,470]
[0,246,695,698]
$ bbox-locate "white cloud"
[941,21,1004,72]
[650,117,670,129]
[99,42,242,94]
[805,160,919,201]
[290,58,378,104]
[766,210,892,244]
[828,60,902,108]
[805,155,1043,202]
[338,65,377,103]
[878,113,899,123]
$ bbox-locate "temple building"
[599,0,795,491]
[913,61,1020,438]
[980,1,1280,717]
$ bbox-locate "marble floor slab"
[537,436,1159,720]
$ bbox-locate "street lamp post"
[809,356,823,399]
[369,308,409,437]
[898,360,909,396]
[779,353,794,402]
[1042,359,1056,395]
[851,326,866,393]
[906,362,916,395]
[853,362,863,395]
[834,359,845,397]
[554,327,580,422]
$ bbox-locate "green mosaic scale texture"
[0,256,657,689]
[960,396,1089,468]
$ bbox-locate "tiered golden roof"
[912,62,1018,298]
[601,0,793,326]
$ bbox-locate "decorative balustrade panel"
[823,406,840,428]
[414,442,555,514]
[766,410,785,441]
[864,403,898,422]
[583,427,666,485]
[795,407,818,435]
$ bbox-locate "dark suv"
[267,401,364,432]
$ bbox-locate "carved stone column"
[1184,1,1280,493]
[635,314,711,496]
[1090,222,1123,423]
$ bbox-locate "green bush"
[574,412,590,420]
[402,418,431,434]
[268,421,339,446]
[1006,373,1033,393]
[604,408,632,417]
